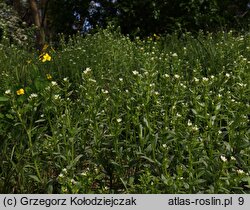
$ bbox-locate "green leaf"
[68,154,83,169]
[161,174,169,185]
[215,103,221,111]
[28,175,41,183]
[6,114,14,120]
[140,155,155,163]
[191,109,197,115]
[0,96,9,102]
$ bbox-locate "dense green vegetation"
[0,28,249,193]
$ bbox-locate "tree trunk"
[29,0,41,27]
[29,0,45,49]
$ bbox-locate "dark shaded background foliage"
[99,0,250,37]
[0,0,250,47]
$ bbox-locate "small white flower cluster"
[202,77,209,82]
[237,83,247,88]
[174,74,180,79]
[132,70,139,75]
[180,83,187,89]
[116,118,122,123]
[29,93,38,100]
[154,91,159,95]
[187,119,199,132]
[81,167,90,176]
[194,77,199,83]
[220,155,227,162]
[83,67,91,74]
[71,179,77,185]
[164,74,170,78]
[5,89,11,95]
[51,81,58,86]
[54,94,61,100]
[101,89,109,94]
[58,168,68,178]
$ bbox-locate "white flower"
[174,74,180,79]
[180,83,186,88]
[63,77,68,82]
[164,74,169,78]
[62,168,67,173]
[172,53,178,57]
[101,89,109,94]
[81,172,87,176]
[29,93,38,99]
[187,119,192,126]
[154,91,159,95]
[162,144,167,148]
[83,67,91,74]
[119,78,123,82]
[58,173,64,178]
[236,169,244,174]
[71,179,77,184]
[194,77,199,82]
[220,155,227,162]
[231,156,236,161]
[51,81,57,86]
[5,89,11,95]
[132,70,139,75]
[192,125,199,132]
[225,73,230,78]
[202,77,209,82]
[54,94,61,100]
[116,118,122,123]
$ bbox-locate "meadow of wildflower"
[0,28,249,193]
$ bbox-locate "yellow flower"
[46,74,52,80]
[40,53,51,62]
[16,88,25,95]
